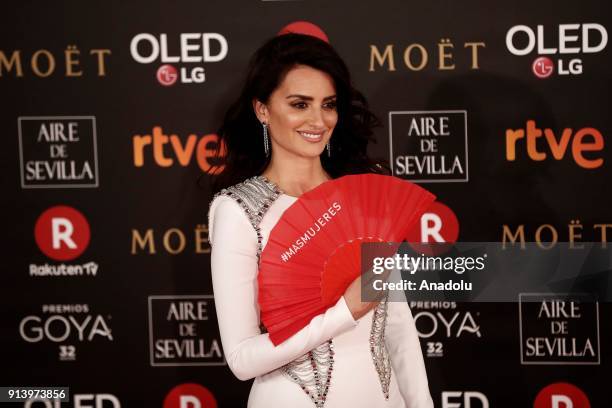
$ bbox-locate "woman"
[207,33,433,408]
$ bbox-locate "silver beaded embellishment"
[282,340,335,408]
[208,175,281,261]
[370,294,392,400]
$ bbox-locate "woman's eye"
[324,102,337,110]
[292,102,307,109]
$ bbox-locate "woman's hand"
[343,268,390,320]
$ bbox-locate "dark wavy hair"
[208,33,387,192]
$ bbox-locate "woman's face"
[254,64,338,160]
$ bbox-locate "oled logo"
[534,383,590,408]
[25,393,121,407]
[405,201,460,244]
[130,33,228,85]
[505,120,604,169]
[163,383,217,408]
[442,391,489,408]
[132,126,226,173]
[18,116,99,188]
[31,206,99,277]
[506,23,608,78]
[390,111,468,182]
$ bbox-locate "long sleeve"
[384,270,434,407]
[208,195,358,381]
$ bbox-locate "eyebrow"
[286,94,337,101]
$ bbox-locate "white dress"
[208,176,433,408]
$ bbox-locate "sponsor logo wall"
[3,1,609,407]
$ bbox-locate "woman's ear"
[252,98,269,124]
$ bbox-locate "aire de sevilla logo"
[406,201,460,244]
[35,205,90,261]
[534,383,590,408]
[163,383,217,408]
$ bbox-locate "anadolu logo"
[34,206,90,261]
[406,201,460,246]
[278,21,330,43]
[534,383,590,408]
[164,383,217,408]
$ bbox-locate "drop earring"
[262,122,270,156]
[326,141,331,157]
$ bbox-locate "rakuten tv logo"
[406,201,460,244]
[130,33,228,86]
[506,23,608,78]
[133,126,226,174]
[505,120,604,169]
[534,383,590,408]
[164,383,217,408]
[35,206,90,261]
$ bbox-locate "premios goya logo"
[18,116,99,188]
[505,23,608,78]
[19,303,113,362]
[130,33,228,86]
[519,293,600,365]
[410,301,481,358]
[390,111,468,182]
[148,295,225,367]
[31,205,99,277]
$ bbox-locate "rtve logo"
[163,383,217,408]
[34,206,90,261]
[505,120,604,169]
[405,201,459,244]
[534,383,591,408]
[133,126,225,174]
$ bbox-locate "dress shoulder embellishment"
[208,175,281,260]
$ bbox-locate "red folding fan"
[258,174,435,345]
